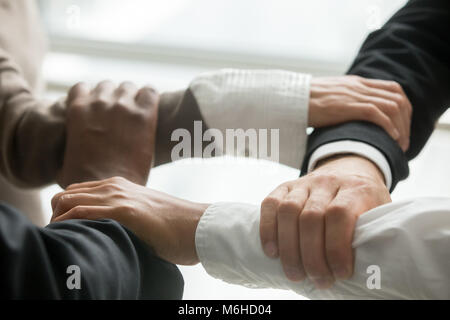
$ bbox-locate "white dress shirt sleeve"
[189,69,311,169]
[195,199,450,299]
[307,141,393,190]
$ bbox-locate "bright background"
[36,0,450,299]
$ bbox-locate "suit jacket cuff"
[301,122,409,192]
[307,140,392,190]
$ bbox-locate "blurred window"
[38,0,407,69]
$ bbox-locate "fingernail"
[263,242,278,258]
[285,267,304,282]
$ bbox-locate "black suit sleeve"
[0,202,184,300]
[301,0,450,191]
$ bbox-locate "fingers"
[364,95,408,149]
[365,84,411,116]
[65,176,125,191]
[66,180,107,191]
[277,188,308,281]
[51,184,111,214]
[68,81,158,115]
[92,80,115,102]
[52,193,104,221]
[325,194,358,280]
[115,81,138,97]
[260,184,289,258]
[348,102,400,141]
[309,75,411,150]
[114,82,139,107]
[361,78,408,111]
[360,78,412,150]
[53,205,114,223]
[136,86,159,109]
[366,87,411,136]
[299,187,336,289]
[67,82,90,105]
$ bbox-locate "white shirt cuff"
[195,202,304,291]
[307,141,392,190]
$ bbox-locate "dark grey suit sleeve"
[0,202,184,300]
[301,0,450,191]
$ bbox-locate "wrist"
[315,154,386,185]
[307,77,326,127]
[178,200,210,265]
[58,163,147,188]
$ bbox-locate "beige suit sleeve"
[0,48,66,188]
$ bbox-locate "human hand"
[308,75,412,151]
[260,155,391,288]
[57,81,159,188]
[51,176,209,265]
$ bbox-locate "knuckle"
[387,101,400,115]
[111,176,126,183]
[99,80,113,86]
[262,196,281,211]
[72,206,86,217]
[71,82,84,90]
[139,86,157,96]
[278,200,302,215]
[58,194,72,205]
[52,192,63,203]
[120,81,134,89]
[348,75,362,83]
[349,175,374,188]
[115,204,136,217]
[326,203,349,218]
[346,178,367,191]
[389,81,402,92]
[391,92,404,103]
[300,209,322,224]
[113,191,128,200]
[59,194,68,203]
[363,104,377,117]
[103,182,120,192]
[309,172,338,185]
[325,209,350,225]
[281,181,294,188]
[69,82,85,95]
